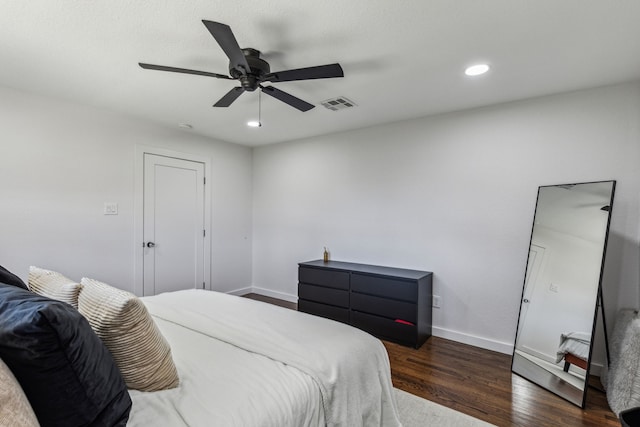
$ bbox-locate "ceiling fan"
[139,20,344,112]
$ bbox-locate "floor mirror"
[512,180,616,407]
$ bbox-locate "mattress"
[127,290,401,427]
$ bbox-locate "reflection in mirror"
[512,181,616,407]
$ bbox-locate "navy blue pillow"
[0,283,132,427]
[0,264,29,290]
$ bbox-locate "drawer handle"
[394,319,415,326]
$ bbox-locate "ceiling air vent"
[321,96,357,111]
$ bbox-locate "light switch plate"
[104,202,118,215]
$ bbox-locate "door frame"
[134,145,212,296]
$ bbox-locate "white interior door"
[516,244,553,360]
[517,244,544,333]
[143,154,205,295]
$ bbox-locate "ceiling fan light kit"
[139,20,344,113]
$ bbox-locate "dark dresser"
[298,260,433,348]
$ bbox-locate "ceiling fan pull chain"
[258,90,262,127]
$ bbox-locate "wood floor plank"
[242,294,619,426]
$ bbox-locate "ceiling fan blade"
[213,87,245,107]
[260,86,314,112]
[263,63,344,83]
[138,63,232,80]
[202,20,250,76]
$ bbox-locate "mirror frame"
[511,180,616,408]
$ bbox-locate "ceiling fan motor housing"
[233,48,270,91]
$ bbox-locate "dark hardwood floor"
[384,338,618,427]
[243,293,619,427]
[244,292,298,310]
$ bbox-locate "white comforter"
[128,290,401,427]
[555,331,591,363]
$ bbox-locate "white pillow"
[78,277,179,392]
[28,266,82,308]
[0,358,40,427]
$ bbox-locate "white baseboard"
[589,362,603,377]
[432,328,605,377]
[432,326,514,355]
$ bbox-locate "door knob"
[146,242,156,248]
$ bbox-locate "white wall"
[0,85,253,294]
[252,81,640,355]
[2,80,638,360]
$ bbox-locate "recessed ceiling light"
[247,120,261,128]
[465,64,490,76]
[178,123,193,129]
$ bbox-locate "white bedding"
[128,290,401,427]
[555,331,591,363]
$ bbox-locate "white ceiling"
[2,1,639,147]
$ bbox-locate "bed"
[128,289,401,426]
[0,266,401,427]
[555,332,591,372]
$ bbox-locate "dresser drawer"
[298,283,349,308]
[299,267,349,290]
[350,293,416,323]
[298,300,350,324]
[351,273,417,302]
[351,311,416,346]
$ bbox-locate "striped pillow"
[0,358,40,427]
[78,278,179,392]
[28,266,82,308]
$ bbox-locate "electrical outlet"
[104,202,118,215]
[433,295,441,308]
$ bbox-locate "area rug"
[395,388,495,427]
